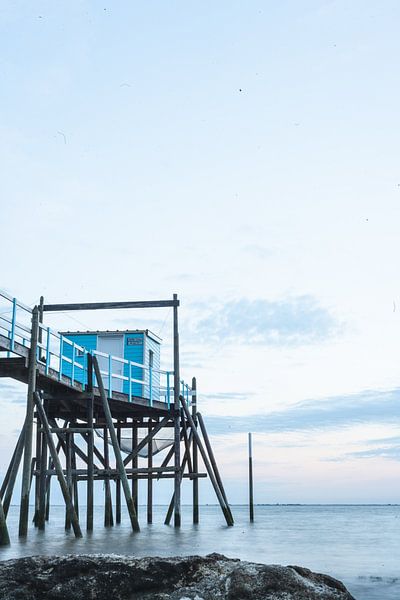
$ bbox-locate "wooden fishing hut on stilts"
[0,289,233,545]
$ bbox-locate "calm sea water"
[1,504,399,600]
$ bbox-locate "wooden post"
[173,293,181,527]
[92,356,140,532]
[0,498,10,546]
[116,425,122,524]
[197,412,233,523]
[37,410,48,530]
[180,396,233,526]
[86,353,94,532]
[103,427,113,527]
[191,377,199,523]
[19,305,39,538]
[1,425,26,517]
[33,414,41,526]
[147,419,153,524]
[71,433,79,522]
[33,392,82,538]
[165,431,193,525]
[65,430,72,530]
[248,432,254,522]
[132,422,138,515]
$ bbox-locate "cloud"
[203,388,400,434]
[190,296,338,346]
[202,391,255,403]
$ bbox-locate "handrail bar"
[0,289,32,313]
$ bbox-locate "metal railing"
[0,289,192,408]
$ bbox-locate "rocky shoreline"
[0,553,355,599]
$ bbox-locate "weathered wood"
[0,498,10,546]
[181,414,193,475]
[33,414,42,527]
[65,430,72,530]
[86,353,94,531]
[19,306,39,538]
[92,356,140,532]
[147,420,153,524]
[43,299,179,312]
[71,433,79,522]
[197,412,233,524]
[1,425,26,517]
[191,377,199,524]
[37,411,48,530]
[180,397,233,526]
[173,293,181,527]
[165,431,193,525]
[248,432,254,522]
[33,392,82,538]
[132,423,138,514]
[116,425,122,524]
[103,427,113,527]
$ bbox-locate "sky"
[0,1,399,506]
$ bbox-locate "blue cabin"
[60,329,161,400]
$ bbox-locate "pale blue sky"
[1,1,399,504]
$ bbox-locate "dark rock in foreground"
[0,553,355,599]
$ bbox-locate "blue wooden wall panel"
[123,333,144,397]
[61,334,97,384]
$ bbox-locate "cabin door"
[97,335,124,393]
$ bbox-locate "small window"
[75,348,84,358]
[149,349,154,368]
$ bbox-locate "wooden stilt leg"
[1,425,26,518]
[0,498,10,546]
[132,421,138,515]
[86,354,94,532]
[19,306,39,538]
[33,392,82,538]
[93,357,140,532]
[191,377,199,524]
[103,427,113,527]
[147,419,153,524]
[116,425,121,524]
[180,397,233,526]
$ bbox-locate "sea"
[1,504,398,600]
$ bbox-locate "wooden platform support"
[191,377,199,524]
[180,396,234,526]
[173,293,181,527]
[92,356,140,532]
[0,425,25,518]
[0,497,10,546]
[19,306,39,538]
[33,392,82,538]
[0,291,234,543]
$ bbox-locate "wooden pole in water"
[19,305,39,538]
[132,421,138,515]
[103,427,113,527]
[33,392,82,538]
[191,377,199,524]
[116,424,122,524]
[86,353,94,531]
[173,293,181,527]
[0,497,10,546]
[37,409,48,530]
[65,429,72,530]
[248,432,254,523]
[1,425,26,518]
[92,356,140,532]
[147,419,153,524]
[197,412,233,524]
[180,397,233,526]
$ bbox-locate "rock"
[0,553,355,599]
